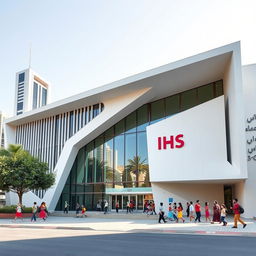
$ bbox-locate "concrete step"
[50,211,158,219]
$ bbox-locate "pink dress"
[205,205,210,218]
[15,206,22,218]
[39,206,47,219]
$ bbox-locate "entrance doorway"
[224,185,233,214]
[110,194,153,211]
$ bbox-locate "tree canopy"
[0,144,55,204]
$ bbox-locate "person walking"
[195,200,201,223]
[152,201,157,215]
[64,201,69,214]
[14,203,23,221]
[230,199,247,229]
[211,200,221,223]
[75,203,81,217]
[130,200,134,213]
[168,203,174,221]
[31,202,38,222]
[186,202,190,218]
[158,202,167,223]
[177,203,185,223]
[172,202,178,222]
[39,202,47,221]
[205,202,210,222]
[126,200,130,213]
[189,201,195,222]
[96,201,102,211]
[143,200,148,213]
[104,200,108,214]
[220,204,228,226]
[81,205,87,217]
[115,201,119,213]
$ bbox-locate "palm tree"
[0,144,22,157]
[124,156,150,187]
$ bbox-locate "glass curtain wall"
[56,80,223,211]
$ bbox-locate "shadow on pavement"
[0,232,255,256]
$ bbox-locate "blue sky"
[1,0,256,116]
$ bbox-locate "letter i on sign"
[158,137,162,150]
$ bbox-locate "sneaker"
[232,226,237,228]
[243,224,247,228]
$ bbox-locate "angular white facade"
[5,42,256,218]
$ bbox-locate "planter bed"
[0,213,32,219]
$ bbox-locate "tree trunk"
[17,192,23,205]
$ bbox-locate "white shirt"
[189,205,194,212]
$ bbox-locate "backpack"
[239,205,244,214]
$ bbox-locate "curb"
[1,224,256,237]
[0,224,93,231]
[130,228,256,237]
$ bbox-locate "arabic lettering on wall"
[246,114,256,161]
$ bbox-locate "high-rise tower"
[0,111,6,148]
[15,68,51,115]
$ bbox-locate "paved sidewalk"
[1,214,255,237]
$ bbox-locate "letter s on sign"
[175,134,184,148]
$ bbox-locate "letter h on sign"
[158,134,184,150]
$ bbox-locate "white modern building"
[15,68,51,116]
[0,111,6,148]
[5,42,256,218]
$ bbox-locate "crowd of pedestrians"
[158,198,247,228]
[14,201,48,222]
[12,197,247,230]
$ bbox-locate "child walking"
[220,204,228,226]
[14,203,23,221]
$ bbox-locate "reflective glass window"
[115,119,125,136]
[84,194,93,210]
[42,87,47,106]
[180,89,197,111]
[104,137,113,183]
[137,105,149,131]
[125,111,136,133]
[70,160,76,184]
[215,80,223,96]
[198,83,214,104]
[125,133,136,185]
[76,148,84,183]
[18,72,25,83]
[17,102,23,111]
[95,137,104,182]
[93,104,99,118]
[69,111,74,137]
[137,132,150,186]
[33,82,38,109]
[85,142,94,183]
[114,135,124,182]
[165,95,180,117]
[150,99,165,124]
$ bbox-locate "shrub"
[0,205,32,213]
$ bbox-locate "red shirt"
[233,203,240,214]
[195,203,201,212]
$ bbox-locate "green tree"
[0,144,55,205]
[0,144,22,157]
[123,156,150,187]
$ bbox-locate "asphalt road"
[0,231,255,256]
